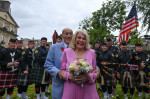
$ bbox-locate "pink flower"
[76,61,80,65]
[74,65,79,71]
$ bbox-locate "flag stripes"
[118,3,138,43]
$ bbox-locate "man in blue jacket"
[44,28,73,99]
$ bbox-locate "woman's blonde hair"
[69,29,91,50]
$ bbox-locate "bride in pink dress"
[60,29,99,99]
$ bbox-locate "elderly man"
[44,28,100,99]
[44,28,73,99]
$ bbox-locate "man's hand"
[134,56,139,60]
[14,62,19,66]
[117,73,120,78]
[7,62,13,67]
[57,70,67,80]
[140,63,145,69]
[101,62,106,66]
[74,74,90,84]
[24,70,28,74]
[93,69,100,79]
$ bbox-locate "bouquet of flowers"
[69,59,93,75]
[68,59,93,87]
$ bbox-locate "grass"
[2,83,150,99]
[11,84,52,99]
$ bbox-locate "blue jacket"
[44,42,65,99]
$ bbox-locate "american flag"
[118,3,139,43]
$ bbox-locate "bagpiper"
[16,40,24,98]
[96,42,115,99]
[118,41,137,99]
[17,40,35,99]
[16,40,24,52]
[135,43,149,99]
[106,38,118,54]
[30,37,49,99]
[106,38,119,96]
[94,41,100,55]
[0,39,22,99]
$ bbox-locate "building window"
[2,23,6,27]
[1,35,5,44]
[1,35,5,42]
[10,26,13,31]
[4,15,7,20]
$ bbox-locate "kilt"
[120,70,137,88]
[0,70,18,88]
[17,69,31,86]
[29,62,44,85]
[98,67,116,86]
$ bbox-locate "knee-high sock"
[41,84,46,92]
[22,86,28,92]
[130,88,135,95]
[17,85,22,94]
[0,90,5,98]
[107,86,113,94]
[7,88,14,95]
[122,86,128,94]
[35,84,40,94]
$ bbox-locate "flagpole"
[133,0,138,43]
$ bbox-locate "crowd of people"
[0,27,149,99]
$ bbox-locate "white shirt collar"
[64,42,68,49]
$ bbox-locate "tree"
[79,0,126,44]
[128,30,142,45]
[126,0,150,33]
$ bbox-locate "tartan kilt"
[17,69,31,86]
[29,62,44,85]
[120,71,136,88]
[148,77,150,85]
[0,70,18,88]
[98,68,116,86]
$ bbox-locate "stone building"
[0,1,19,47]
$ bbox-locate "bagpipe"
[100,61,139,77]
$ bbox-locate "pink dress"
[60,48,99,99]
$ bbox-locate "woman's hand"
[74,74,90,84]
[68,74,75,82]
[93,69,100,79]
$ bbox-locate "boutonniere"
[61,47,64,51]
